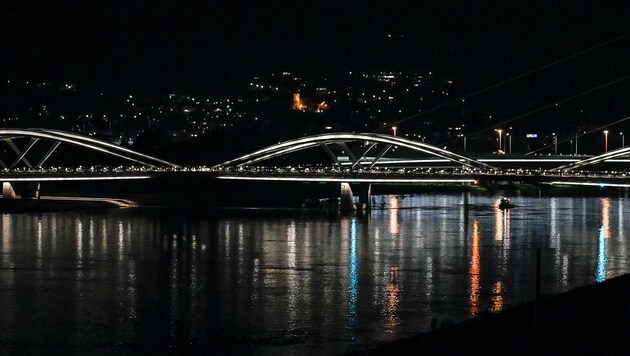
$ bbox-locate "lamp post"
[552,133,557,155]
[506,133,512,154]
[392,126,397,136]
[604,130,609,153]
[621,132,624,148]
[495,129,503,153]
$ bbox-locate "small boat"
[498,197,515,210]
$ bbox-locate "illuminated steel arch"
[213,133,496,170]
[550,145,630,172]
[0,128,180,168]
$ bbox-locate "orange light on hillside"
[317,101,328,111]
[292,93,307,111]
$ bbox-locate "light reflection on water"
[0,193,629,354]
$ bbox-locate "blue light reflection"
[347,218,359,331]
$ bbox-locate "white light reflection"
[494,200,504,241]
[101,219,107,250]
[251,258,260,302]
[88,218,95,259]
[238,223,244,279]
[617,198,626,241]
[372,228,381,301]
[51,216,57,253]
[36,218,43,264]
[287,220,298,327]
[501,209,510,268]
[2,214,11,255]
[76,218,83,262]
[118,221,125,260]
[225,223,231,259]
[550,198,559,249]
[469,219,480,316]
[425,256,433,300]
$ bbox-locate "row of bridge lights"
[391,126,625,154]
[493,128,623,155]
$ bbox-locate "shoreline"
[353,273,630,355]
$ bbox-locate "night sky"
[2,1,630,124]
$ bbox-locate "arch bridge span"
[213,133,497,171]
[0,128,179,169]
[550,145,630,172]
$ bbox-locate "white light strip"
[341,159,450,165]
[547,181,630,188]
[342,158,586,165]
[217,176,476,183]
[480,159,580,163]
[0,176,151,182]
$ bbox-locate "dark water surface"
[1,193,628,355]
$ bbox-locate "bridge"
[1,129,630,208]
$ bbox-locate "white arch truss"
[0,128,180,168]
[551,145,630,172]
[213,133,497,170]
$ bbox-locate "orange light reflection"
[490,281,504,313]
[601,198,611,239]
[389,195,400,234]
[386,266,400,337]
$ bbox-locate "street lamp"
[604,130,609,153]
[506,132,512,154]
[495,129,503,153]
[392,126,397,136]
[552,133,557,155]
[621,132,624,148]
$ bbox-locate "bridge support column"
[340,182,355,212]
[357,183,372,211]
[2,182,18,199]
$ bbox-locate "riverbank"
[354,274,630,355]
[0,195,135,212]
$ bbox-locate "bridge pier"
[2,182,18,199]
[340,182,355,212]
[1,182,42,200]
[340,182,372,212]
[357,183,372,211]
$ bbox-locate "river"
[0,192,628,354]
